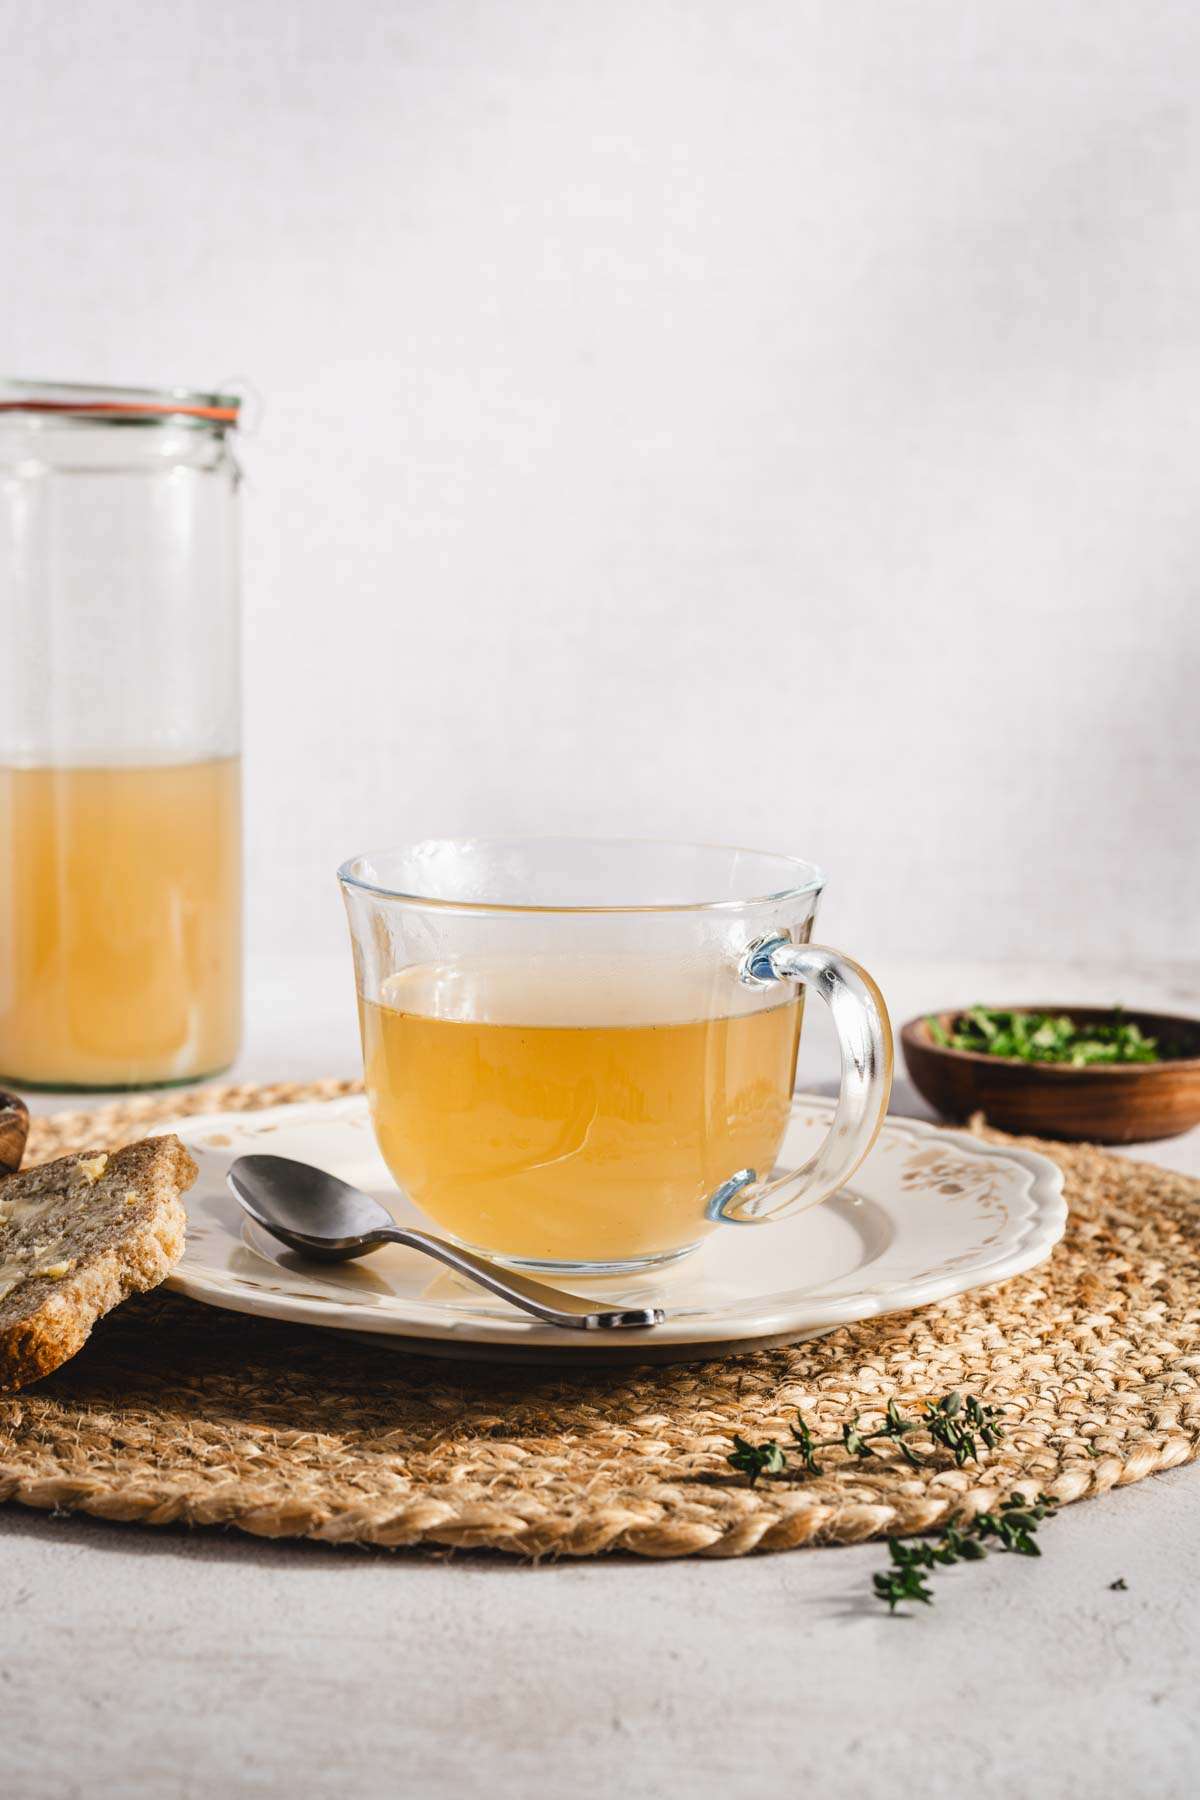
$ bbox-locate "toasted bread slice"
[0,1136,197,1391]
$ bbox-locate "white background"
[5,0,1198,973]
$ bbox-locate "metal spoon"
[227,1154,664,1331]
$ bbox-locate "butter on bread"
[0,1136,196,1391]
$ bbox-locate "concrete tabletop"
[4,956,1199,1800]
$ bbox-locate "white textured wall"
[6,0,1199,969]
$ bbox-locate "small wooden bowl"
[900,1006,1200,1144]
[0,1089,30,1175]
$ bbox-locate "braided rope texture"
[1,1079,1197,1558]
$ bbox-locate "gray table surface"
[4,956,1199,1800]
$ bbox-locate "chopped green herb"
[1110,1576,1128,1591]
[926,1006,1170,1067]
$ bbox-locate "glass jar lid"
[0,378,240,430]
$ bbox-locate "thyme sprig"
[724,1393,1054,1613]
[727,1391,1003,1487]
[873,1493,1059,1612]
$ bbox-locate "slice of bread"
[0,1136,197,1392]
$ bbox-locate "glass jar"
[0,380,243,1088]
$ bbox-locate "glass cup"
[339,838,892,1274]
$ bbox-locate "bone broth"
[0,758,241,1088]
[359,960,803,1266]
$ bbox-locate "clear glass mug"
[339,838,893,1274]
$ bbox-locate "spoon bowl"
[229,1154,399,1260]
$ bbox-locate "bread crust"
[0,1136,196,1392]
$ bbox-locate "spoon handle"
[384,1227,663,1330]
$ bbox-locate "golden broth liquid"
[360,961,804,1266]
[0,759,241,1087]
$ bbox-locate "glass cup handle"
[707,936,894,1225]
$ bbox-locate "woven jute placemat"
[1,1079,1197,1558]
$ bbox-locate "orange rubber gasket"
[0,400,239,422]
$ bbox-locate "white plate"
[165,1094,1065,1363]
